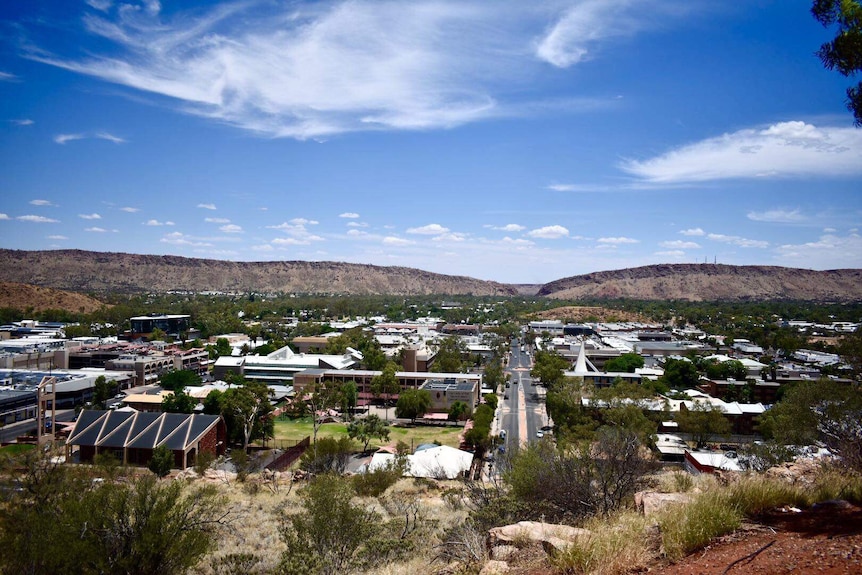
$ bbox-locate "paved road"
[498,337,549,452]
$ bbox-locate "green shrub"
[353,459,403,497]
[659,490,741,560]
[553,511,652,575]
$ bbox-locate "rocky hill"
[0,249,516,296]
[537,264,862,302]
[0,282,106,314]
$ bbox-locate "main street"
[498,337,549,452]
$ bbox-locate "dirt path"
[652,501,862,575]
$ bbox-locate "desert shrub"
[810,466,862,505]
[726,475,806,516]
[148,444,173,478]
[194,450,216,475]
[552,511,652,575]
[300,436,353,474]
[353,459,403,497]
[659,490,741,560]
[672,471,694,493]
[212,552,265,575]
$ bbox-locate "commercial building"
[212,344,360,384]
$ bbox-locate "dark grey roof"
[67,409,221,452]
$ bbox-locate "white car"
[536,430,544,439]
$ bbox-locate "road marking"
[517,373,528,447]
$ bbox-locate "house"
[66,409,227,470]
[684,449,742,474]
[365,444,474,479]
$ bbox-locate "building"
[684,450,742,474]
[66,409,227,470]
[212,344,360,384]
[128,314,195,340]
[420,378,480,414]
[563,342,642,388]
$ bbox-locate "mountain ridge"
[1,250,860,302]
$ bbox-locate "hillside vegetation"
[0,281,105,314]
[0,249,516,296]
[538,264,862,302]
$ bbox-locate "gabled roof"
[66,410,221,451]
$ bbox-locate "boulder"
[479,560,511,575]
[635,491,692,516]
[490,545,518,561]
[489,521,591,553]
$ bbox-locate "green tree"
[159,369,202,392]
[395,389,431,423]
[448,400,469,422]
[346,414,391,452]
[530,350,569,388]
[148,445,174,478]
[340,380,358,419]
[604,353,645,373]
[483,393,498,410]
[812,0,862,124]
[676,401,732,448]
[483,358,505,392]
[92,375,113,409]
[279,474,380,575]
[759,379,862,472]
[162,389,197,414]
[370,362,401,421]
[213,337,232,358]
[219,380,274,451]
[430,336,466,373]
[661,358,700,390]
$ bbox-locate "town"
[0,294,860,574]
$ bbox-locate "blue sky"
[1,0,861,284]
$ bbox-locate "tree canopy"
[395,389,431,423]
[159,369,202,392]
[813,0,862,125]
[430,336,467,373]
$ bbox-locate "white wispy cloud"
[339,212,360,219]
[407,223,449,235]
[679,228,705,236]
[220,224,243,233]
[432,232,467,242]
[620,121,862,183]
[500,236,534,246]
[659,240,700,249]
[17,215,59,223]
[746,208,805,223]
[0,71,18,82]
[654,250,686,257]
[30,199,57,207]
[54,132,125,144]
[486,223,526,232]
[706,233,768,249]
[160,232,212,247]
[47,235,68,240]
[27,2,652,138]
[290,218,318,226]
[823,227,837,233]
[546,183,577,192]
[85,0,113,12]
[12,119,34,126]
[144,219,174,226]
[527,225,569,239]
[347,221,368,228]
[251,243,275,252]
[205,217,230,223]
[79,213,102,220]
[535,0,652,68]
[383,236,414,246]
[197,203,217,210]
[775,233,862,268]
[597,236,639,244]
[85,226,119,232]
[272,237,310,246]
[0,214,9,220]
[120,206,139,212]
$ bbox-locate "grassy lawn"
[272,416,464,450]
[0,444,36,455]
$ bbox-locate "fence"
[265,436,310,472]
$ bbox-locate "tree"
[304,380,344,445]
[604,353,645,373]
[346,414,391,452]
[162,388,197,414]
[676,401,731,448]
[430,336,466,373]
[219,380,274,451]
[213,337,232,358]
[759,379,862,472]
[483,358,505,392]
[530,350,569,388]
[395,389,431,423]
[92,375,113,409]
[448,400,469,422]
[812,0,862,125]
[148,445,174,478]
[279,474,380,575]
[370,362,401,421]
[159,369,202,392]
[340,380,358,419]
[661,358,700,390]
[0,455,227,575]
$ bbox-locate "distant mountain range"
[1,250,860,303]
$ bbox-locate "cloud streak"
[54,132,126,145]
[621,121,862,183]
